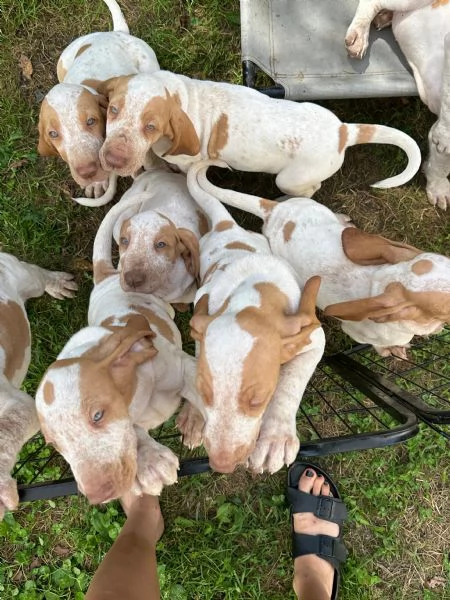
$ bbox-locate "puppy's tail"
[103,0,129,34]
[345,123,421,188]
[92,189,150,285]
[189,160,277,222]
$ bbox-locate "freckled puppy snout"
[103,148,129,169]
[75,161,99,179]
[124,269,146,289]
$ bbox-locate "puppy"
[179,161,325,475]
[37,0,160,206]
[0,253,76,519]
[193,160,450,359]
[97,70,421,197]
[94,168,206,304]
[346,0,450,209]
[35,212,201,503]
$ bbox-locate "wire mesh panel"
[337,327,450,438]
[16,355,418,503]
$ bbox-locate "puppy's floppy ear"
[341,227,421,266]
[280,276,322,364]
[177,228,200,278]
[167,93,201,156]
[96,75,133,100]
[37,105,59,157]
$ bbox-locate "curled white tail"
[102,0,129,33]
[186,160,239,227]
[345,123,422,188]
[194,162,276,219]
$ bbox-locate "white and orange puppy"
[35,212,201,504]
[94,168,207,304]
[194,161,450,359]
[179,161,325,475]
[37,0,159,206]
[98,69,421,197]
[346,0,450,209]
[0,253,77,519]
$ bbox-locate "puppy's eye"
[120,237,129,246]
[155,240,166,249]
[49,130,58,139]
[86,117,97,126]
[145,123,156,131]
[110,106,119,115]
[92,409,104,423]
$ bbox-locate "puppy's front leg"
[0,387,40,520]
[133,426,179,496]
[247,338,324,475]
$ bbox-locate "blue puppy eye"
[155,241,166,249]
[92,410,104,423]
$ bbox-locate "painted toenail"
[305,469,314,477]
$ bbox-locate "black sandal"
[287,462,348,600]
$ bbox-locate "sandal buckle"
[317,496,334,520]
[319,535,335,558]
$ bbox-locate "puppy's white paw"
[425,177,450,210]
[45,271,78,299]
[373,344,410,360]
[247,430,299,475]
[0,474,19,521]
[84,179,109,199]
[176,403,204,449]
[345,25,370,59]
[136,437,179,496]
[431,122,450,155]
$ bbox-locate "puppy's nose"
[76,161,99,179]
[103,149,128,169]
[124,270,146,289]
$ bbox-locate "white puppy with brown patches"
[193,161,450,359]
[0,253,77,520]
[345,0,450,209]
[98,70,421,197]
[181,161,325,475]
[35,217,201,504]
[94,169,207,304]
[37,0,159,206]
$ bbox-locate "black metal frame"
[16,352,419,503]
[242,59,285,98]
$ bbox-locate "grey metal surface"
[241,0,418,100]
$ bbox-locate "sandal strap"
[287,488,348,524]
[292,533,348,569]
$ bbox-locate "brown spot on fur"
[225,242,256,252]
[338,124,348,153]
[81,78,102,91]
[283,221,296,242]
[0,300,30,383]
[197,210,209,236]
[75,44,92,58]
[356,124,376,145]
[43,381,55,405]
[93,259,116,284]
[207,113,229,159]
[215,220,234,232]
[259,199,276,217]
[432,0,449,7]
[412,260,434,275]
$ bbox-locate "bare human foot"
[292,468,343,600]
[120,491,164,547]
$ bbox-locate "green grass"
[1,0,450,598]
